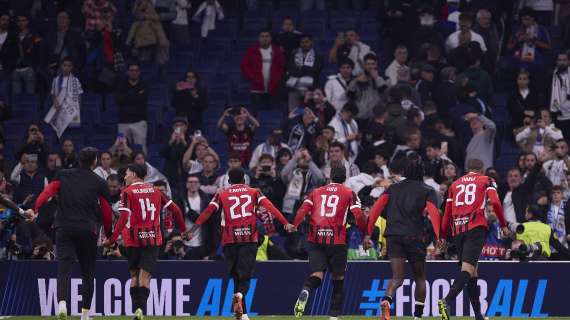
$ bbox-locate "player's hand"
[284,224,297,233]
[501,226,512,239]
[23,209,36,222]
[436,239,447,251]
[102,239,115,248]
[362,235,373,250]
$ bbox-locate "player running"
[103,164,187,320]
[364,156,441,320]
[291,166,366,320]
[187,168,295,320]
[439,159,510,320]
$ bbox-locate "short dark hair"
[363,53,377,63]
[467,159,485,172]
[228,151,242,161]
[330,165,347,183]
[127,164,147,179]
[426,140,441,149]
[79,147,99,169]
[228,168,245,184]
[259,29,272,35]
[323,125,335,132]
[338,58,355,69]
[282,16,294,23]
[107,174,120,183]
[459,12,474,23]
[301,34,313,41]
[403,153,424,181]
[329,141,345,151]
[344,27,358,34]
[61,57,74,66]
[153,180,168,188]
[552,185,564,192]
[341,101,359,115]
[389,157,407,175]
[259,154,274,162]
[127,62,140,70]
[557,51,569,59]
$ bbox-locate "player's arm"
[259,196,290,226]
[441,195,453,239]
[107,192,131,244]
[366,193,390,236]
[189,194,220,234]
[34,181,61,212]
[424,199,441,240]
[292,195,313,227]
[99,196,113,238]
[486,183,507,230]
[349,193,366,233]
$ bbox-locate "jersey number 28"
[455,183,476,206]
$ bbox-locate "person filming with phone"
[217,106,260,165]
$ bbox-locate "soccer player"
[34,148,114,320]
[439,159,510,320]
[292,166,366,320]
[363,156,441,320]
[103,164,187,320]
[187,168,295,320]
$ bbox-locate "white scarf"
[286,48,315,89]
[194,1,224,38]
[44,74,82,138]
[551,68,570,119]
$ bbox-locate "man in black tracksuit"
[34,148,114,320]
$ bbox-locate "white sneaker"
[57,301,67,320]
[241,314,250,320]
[329,317,339,320]
[80,308,91,320]
[414,317,421,320]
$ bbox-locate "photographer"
[511,205,570,261]
[305,89,335,128]
[31,236,55,260]
[516,110,563,156]
[218,107,259,165]
[251,154,286,211]
[109,134,133,170]
[160,233,188,260]
[347,53,388,122]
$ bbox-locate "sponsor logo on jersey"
[233,227,252,236]
[316,228,334,237]
[454,216,470,226]
[138,230,156,239]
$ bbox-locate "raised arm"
[35,181,61,212]
[425,200,441,240]
[366,193,390,236]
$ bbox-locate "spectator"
[305,88,335,128]
[463,53,494,104]
[273,17,302,61]
[45,11,86,76]
[127,0,170,64]
[412,6,445,57]
[17,123,49,167]
[13,153,48,204]
[109,134,133,170]
[2,14,42,96]
[415,64,436,104]
[508,69,542,132]
[249,128,290,170]
[328,102,360,163]
[391,126,422,162]
[171,0,191,46]
[281,148,325,217]
[81,0,117,31]
[345,162,384,201]
[195,153,219,195]
[181,134,220,175]
[542,139,570,186]
[176,175,217,260]
[45,153,62,182]
[516,110,563,155]
[105,174,121,208]
[251,154,286,210]
[161,117,190,188]
[59,139,78,169]
[546,185,569,251]
[172,69,208,131]
[284,34,323,111]
[473,9,499,72]
[46,58,83,138]
[385,45,408,87]
[445,13,487,53]
[283,107,319,153]
[347,53,388,121]
[31,236,55,260]
[480,203,512,260]
[378,0,419,58]
[240,30,285,115]
[132,151,172,197]
[433,67,459,119]
[322,141,360,180]
[215,151,250,188]
[329,28,373,76]
[93,151,117,180]
[160,232,188,260]
[217,107,259,165]
[550,51,570,137]
[276,148,293,174]
[463,112,496,171]
[115,63,148,154]
[324,59,354,112]
[508,7,552,68]
[424,140,451,183]
[0,13,10,97]
[193,0,224,41]
[154,0,177,34]
[312,126,335,167]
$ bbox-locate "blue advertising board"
[0,261,564,317]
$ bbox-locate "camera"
[7,240,22,258]
[511,242,542,261]
[173,239,185,250]
[261,165,271,172]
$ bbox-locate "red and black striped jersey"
[293,183,365,245]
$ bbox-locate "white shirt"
[328,114,359,163]
[0,31,7,48]
[173,0,190,25]
[324,74,351,112]
[260,47,272,92]
[348,42,373,76]
[385,60,406,87]
[93,166,117,180]
[184,193,203,247]
[520,88,530,99]
[445,30,487,53]
[187,160,204,175]
[543,158,569,186]
[502,191,519,232]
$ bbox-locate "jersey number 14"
[138,198,157,221]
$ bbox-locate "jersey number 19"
[320,195,339,217]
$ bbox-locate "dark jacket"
[45,28,86,72]
[1,31,43,72]
[171,87,208,130]
[160,140,188,189]
[507,89,542,129]
[285,48,323,88]
[433,80,459,120]
[115,79,148,123]
[273,30,302,60]
[14,171,47,204]
[175,191,219,257]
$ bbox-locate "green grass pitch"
[5,317,570,320]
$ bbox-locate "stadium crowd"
[0,0,570,262]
